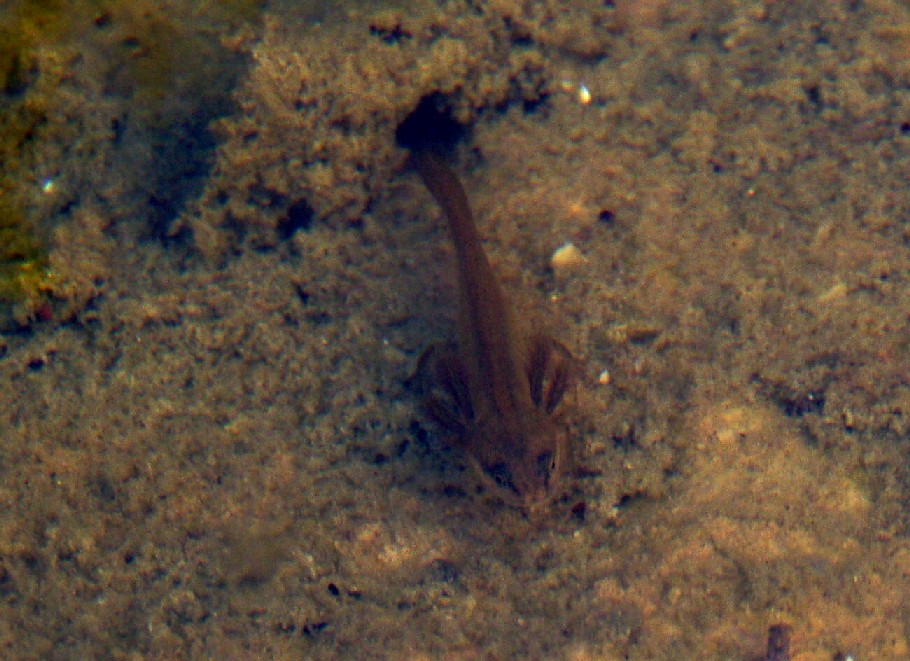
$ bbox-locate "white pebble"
[550,242,584,270]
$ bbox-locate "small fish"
[410,149,577,515]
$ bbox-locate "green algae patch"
[0,202,50,305]
[0,197,52,326]
[0,4,76,323]
[0,0,266,326]
[0,3,60,320]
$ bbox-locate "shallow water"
[2,1,909,659]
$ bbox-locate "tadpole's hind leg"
[409,343,474,436]
[526,334,576,415]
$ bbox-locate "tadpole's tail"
[410,150,472,235]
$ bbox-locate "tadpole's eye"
[486,463,518,495]
[536,452,555,481]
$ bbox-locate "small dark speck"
[781,391,825,417]
[369,23,412,45]
[327,582,340,596]
[612,426,637,450]
[900,121,910,135]
[571,501,587,521]
[597,209,615,224]
[409,420,429,444]
[302,621,328,637]
[307,310,332,326]
[443,484,466,498]
[764,623,791,661]
[805,85,822,108]
[427,558,460,584]
[22,553,40,571]
[278,198,314,239]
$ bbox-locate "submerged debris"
[764,623,791,661]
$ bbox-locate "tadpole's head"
[478,421,569,515]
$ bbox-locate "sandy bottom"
[2,0,910,659]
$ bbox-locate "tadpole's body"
[412,150,576,515]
